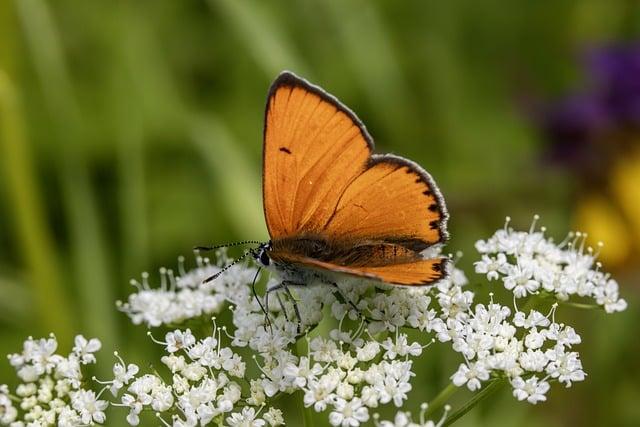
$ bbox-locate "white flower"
[70,389,108,424]
[356,341,380,362]
[518,350,547,372]
[263,407,284,426]
[450,362,489,391]
[381,335,422,360]
[226,407,266,427]
[329,397,370,427]
[0,385,18,424]
[511,376,550,404]
[474,253,508,281]
[283,357,322,388]
[309,337,339,362]
[165,329,196,353]
[502,263,539,298]
[544,345,586,387]
[72,335,102,364]
[110,357,139,396]
[304,373,340,412]
[523,329,545,350]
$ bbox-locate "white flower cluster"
[430,217,626,404]
[1,335,107,426]
[474,216,627,312]
[2,217,626,426]
[99,325,283,427]
[117,253,258,327]
[112,252,442,426]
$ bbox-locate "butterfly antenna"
[203,250,252,284]
[194,240,262,252]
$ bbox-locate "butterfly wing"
[263,72,372,238]
[271,251,448,286]
[263,71,448,286]
[323,154,448,251]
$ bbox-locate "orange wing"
[272,253,448,286]
[263,72,372,238]
[323,154,447,251]
[263,72,447,251]
[263,71,448,286]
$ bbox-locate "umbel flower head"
[1,334,107,426]
[0,216,627,426]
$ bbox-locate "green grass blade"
[15,0,118,366]
[0,71,74,345]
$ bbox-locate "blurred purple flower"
[587,43,640,125]
[541,42,640,168]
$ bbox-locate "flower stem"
[425,382,459,419]
[560,301,601,310]
[295,338,315,427]
[442,378,506,426]
[301,398,315,427]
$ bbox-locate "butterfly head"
[252,241,272,267]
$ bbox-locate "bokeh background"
[1,0,639,426]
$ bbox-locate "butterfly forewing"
[263,73,372,238]
[263,71,449,286]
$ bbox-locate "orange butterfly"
[201,71,448,318]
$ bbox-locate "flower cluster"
[98,324,281,427]
[117,254,258,327]
[0,217,628,426]
[431,217,625,404]
[111,251,442,426]
[474,216,627,312]
[1,335,107,426]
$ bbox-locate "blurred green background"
[1,0,639,426]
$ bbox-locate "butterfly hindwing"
[323,154,448,251]
[271,252,448,286]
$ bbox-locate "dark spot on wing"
[354,203,368,213]
[423,190,432,196]
[279,147,292,154]
[432,262,442,272]
[428,203,439,212]
[429,220,439,230]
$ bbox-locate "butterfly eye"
[260,251,270,266]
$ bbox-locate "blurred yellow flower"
[612,146,640,247]
[574,195,631,266]
[575,147,640,267]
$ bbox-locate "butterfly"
[200,71,449,323]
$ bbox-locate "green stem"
[425,382,459,419]
[295,339,315,427]
[559,301,601,310]
[443,378,506,426]
[301,398,315,427]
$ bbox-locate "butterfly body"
[258,71,449,288]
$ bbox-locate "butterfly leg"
[265,282,287,332]
[326,281,361,318]
[281,281,303,334]
[275,292,290,322]
[265,281,305,334]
